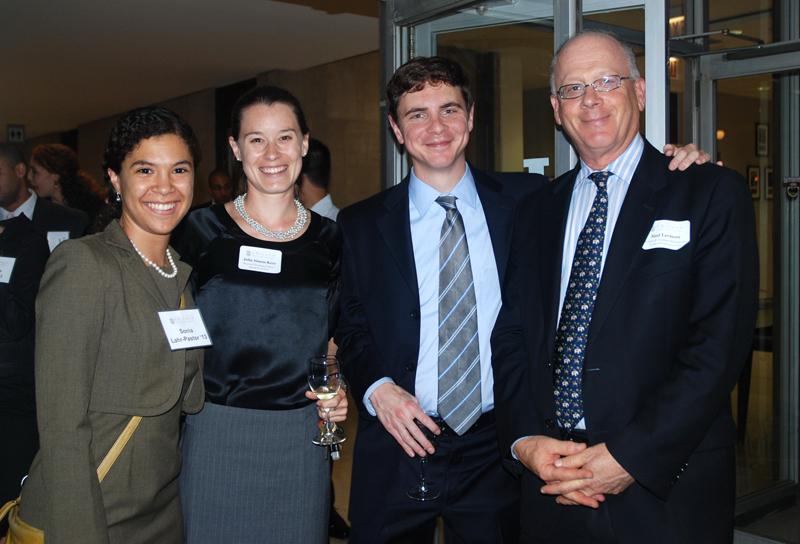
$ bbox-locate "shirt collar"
[577,133,644,186]
[409,165,478,216]
[0,189,37,221]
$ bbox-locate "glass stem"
[324,408,333,435]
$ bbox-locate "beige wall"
[259,51,381,207]
[76,89,216,205]
[26,51,381,209]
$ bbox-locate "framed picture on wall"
[765,167,774,200]
[747,166,760,199]
[756,123,769,157]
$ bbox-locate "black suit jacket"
[335,167,545,537]
[0,216,50,414]
[30,197,88,241]
[492,141,758,543]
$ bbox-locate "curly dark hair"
[103,106,201,186]
[101,106,200,227]
[31,144,108,231]
[230,86,309,140]
[386,56,474,122]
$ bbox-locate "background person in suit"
[0,144,88,249]
[298,137,339,220]
[492,31,758,543]
[0,215,49,537]
[14,106,205,544]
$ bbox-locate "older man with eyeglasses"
[492,31,758,543]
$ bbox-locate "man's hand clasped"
[513,436,634,509]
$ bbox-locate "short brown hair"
[386,56,474,122]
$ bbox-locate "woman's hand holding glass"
[304,383,348,422]
[307,355,348,445]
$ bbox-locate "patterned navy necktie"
[435,195,482,435]
[552,171,610,431]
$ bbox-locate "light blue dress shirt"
[556,134,644,430]
[363,165,501,416]
[511,135,645,455]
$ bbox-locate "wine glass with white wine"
[308,355,346,446]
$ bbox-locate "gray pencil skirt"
[180,402,329,544]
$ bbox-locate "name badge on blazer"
[0,256,15,283]
[238,245,282,274]
[46,231,69,252]
[158,309,213,350]
[642,220,690,251]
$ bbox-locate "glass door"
[382,0,673,184]
[693,2,800,541]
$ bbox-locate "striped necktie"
[553,171,610,431]
[436,195,482,435]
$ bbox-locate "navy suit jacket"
[492,141,758,543]
[335,167,545,537]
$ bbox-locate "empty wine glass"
[308,355,346,446]
[406,411,441,501]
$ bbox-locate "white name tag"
[47,231,69,252]
[642,220,690,251]
[0,256,16,284]
[238,245,282,274]
[158,309,213,350]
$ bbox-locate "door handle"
[784,177,800,199]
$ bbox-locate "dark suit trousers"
[0,411,38,533]
[354,422,519,544]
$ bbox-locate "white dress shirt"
[0,190,37,221]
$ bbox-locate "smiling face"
[27,160,60,199]
[108,133,194,243]
[389,82,474,191]
[228,102,308,198]
[550,34,645,170]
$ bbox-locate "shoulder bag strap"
[96,415,142,482]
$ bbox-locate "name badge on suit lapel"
[0,256,15,283]
[642,220,690,251]
[158,309,213,350]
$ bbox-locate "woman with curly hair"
[8,106,205,544]
[28,144,111,232]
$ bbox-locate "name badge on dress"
[158,309,213,350]
[642,220,690,251]
[46,231,69,252]
[238,245,282,274]
[0,256,16,284]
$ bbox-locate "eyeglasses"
[556,75,634,100]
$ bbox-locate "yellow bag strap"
[96,415,142,482]
[0,496,19,520]
[95,294,185,481]
[97,294,184,482]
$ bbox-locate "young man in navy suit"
[492,31,757,543]
[337,55,708,543]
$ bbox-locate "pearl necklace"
[128,238,178,279]
[233,194,308,241]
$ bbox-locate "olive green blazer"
[19,221,204,543]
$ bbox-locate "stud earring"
[115,192,122,202]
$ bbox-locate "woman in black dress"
[177,86,347,543]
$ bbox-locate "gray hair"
[549,30,641,94]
